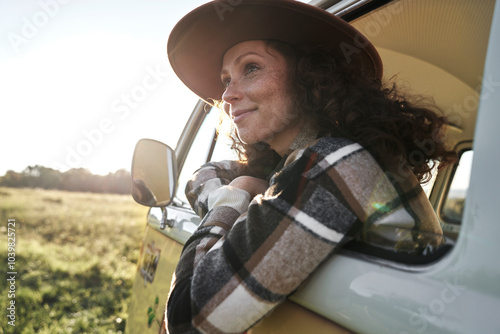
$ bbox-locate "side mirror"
[131,139,178,207]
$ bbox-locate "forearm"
[185,149,280,218]
[185,160,249,217]
[167,185,252,333]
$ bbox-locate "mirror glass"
[132,139,177,207]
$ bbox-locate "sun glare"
[1,1,206,176]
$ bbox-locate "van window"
[422,165,438,198]
[441,150,473,225]
[177,105,478,263]
[176,105,474,262]
[175,107,237,206]
[175,108,218,205]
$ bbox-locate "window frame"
[173,105,466,267]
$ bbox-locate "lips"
[231,108,257,123]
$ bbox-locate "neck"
[271,118,318,156]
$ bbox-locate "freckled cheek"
[265,80,294,121]
[255,77,287,105]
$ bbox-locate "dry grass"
[0,187,149,333]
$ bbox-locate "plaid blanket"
[166,136,443,333]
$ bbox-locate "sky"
[0,0,472,193]
[0,0,213,176]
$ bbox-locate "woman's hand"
[229,176,269,198]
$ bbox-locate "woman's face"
[221,40,303,156]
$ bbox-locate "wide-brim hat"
[167,0,383,105]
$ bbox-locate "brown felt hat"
[167,0,383,105]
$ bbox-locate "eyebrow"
[220,51,262,77]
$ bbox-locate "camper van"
[126,0,500,333]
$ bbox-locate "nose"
[222,80,243,105]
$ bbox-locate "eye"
[222,77,230,87]
[245,63,259,75]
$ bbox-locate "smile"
[232,108,257,124]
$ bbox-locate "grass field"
[0,187,149,334]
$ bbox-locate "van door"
[126,102,235,333]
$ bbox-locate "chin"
[237,132,259,145]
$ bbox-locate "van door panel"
[126,206,199,333]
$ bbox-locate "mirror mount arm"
[160,207,175,230]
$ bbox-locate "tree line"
[0,165,131,194]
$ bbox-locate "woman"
[165,1,457,333]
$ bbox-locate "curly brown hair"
[219,40,457,183]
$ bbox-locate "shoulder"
[309,137,365,157]
[276,136,392,187]
[285,136,367,167]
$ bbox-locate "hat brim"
[167,0,382,105]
